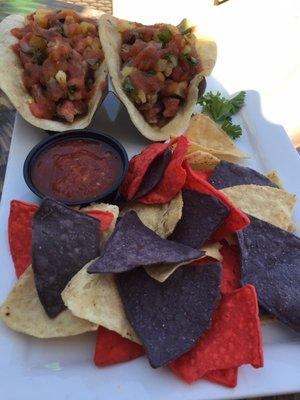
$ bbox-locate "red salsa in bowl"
[24,130,128,205]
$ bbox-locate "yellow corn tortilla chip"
[266,170,284,189]
[201,242,223,261]
[0,13,107,131]
[80,202,119,242]
[185,114,249,160]
[185,149,220,170]
[0,266,97,338]
[62,264,140,343]
[120,192,183,238]
[146,242,222,282]
[98,14,216,142]
[222,184,296,232]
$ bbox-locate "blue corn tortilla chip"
[117,263,222,368]
[168,189,230,248]
[237,215,300,334]
[209,160,278,189]
[32,198,100,318]
[87,211,203,274]
[133,148,172,200]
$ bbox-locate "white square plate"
[0,78,300,400]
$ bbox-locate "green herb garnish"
[68,85,77,95]
[157,29,172,46]
[198,90,246,140]
[183,53,198,66]
[221,118,242,140]
[122,76,136,93]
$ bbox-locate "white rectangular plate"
[0,78,300,400]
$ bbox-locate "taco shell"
[98,14,217,141]
[0,13,107,131]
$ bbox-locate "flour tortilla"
[0,266,97,338]
[222,184,296,232]
[185,114,249,160]
[0,13,107,131]
[98,14,217,142]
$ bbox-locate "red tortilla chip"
[8,200,114,278]
[140,135,189,204]
[8,200,38,277]
[220,241,240,295]
[121,142,169,201]
[84,210,114,232]
[169,285,263,383]
[94,327,144,366]
[183,162,249,240]
[205,368,238,388]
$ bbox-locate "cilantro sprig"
[198,91,246,140]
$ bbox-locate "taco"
[0,9,107,131]
[99,15,217,141]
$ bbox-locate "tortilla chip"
[120,192,183,239]
[0,13,107,131]
[221,184,296,232]
[170,285,263,382]
[209,160,277,189]
[220,242,240,295]
[80,203,119,242]
[145,242,222,283]
[134,148,172,200]
[0,266,97,338]
[117,264,221,368]
[98,14,216,142]
[140,135,189,204]
[8,200,38,278]
[185,114,249,160]
[32,199,100,318]
[266,170,284,189]
[205,368,238,388]
[184,162,250,240]
[62,263,140,343]
[94,327,144,367]
[121,142,169,201]
[185,150,219,170]
[202,242,222,261]
[169,189,230,248]
[87,211,203,274]
[237,215,300,334]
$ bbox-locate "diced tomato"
[11,27,24,40]
[173,34,186,51]
[134,26,155,42]
[133,43,160,71]
[162,97,180,118]
[121,29,137,45]
[19,32,33,53]
[11,43,20,54]
[48,39,72,61]
[143,104,162,124]
[131,70,163,94]
[57,100,77,122]
[73,100,88,115]
[46,78,66,102]
[30,84,56,119]
[22,64,43,88]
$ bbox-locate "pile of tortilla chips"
[1,133,299,389]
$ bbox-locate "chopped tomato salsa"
[11,9,104,122]
[118,20,201,127]
[31,139,123,202]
